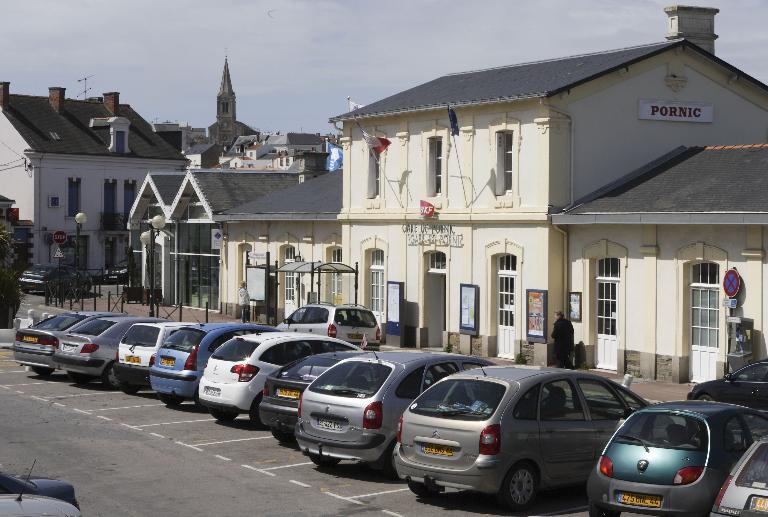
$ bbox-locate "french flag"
[358,123,391,155]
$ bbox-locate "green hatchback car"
[587,401,768,517]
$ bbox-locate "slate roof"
[191,171,298,214]
[222,172,341,220]
[185,143,216,155]
[332,39,768,121]
[0,193,14,203]
[2,95,186,160]
[149,174,186,205]
[559,145,768,216]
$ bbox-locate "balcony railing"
[100,212,127,232]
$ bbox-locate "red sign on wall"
[723,268,741,298]
[420,200,436,218]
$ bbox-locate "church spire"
[219,57,234,96]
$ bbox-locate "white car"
[198,332,360,425]
[277,304,381,350]
[113,322,191,394]
[0,495,81,517]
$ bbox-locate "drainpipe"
[551,223,569,314]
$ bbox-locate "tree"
[0,227,22,328]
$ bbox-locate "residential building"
[184,143,222,169]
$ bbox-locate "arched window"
[428,251,446,273]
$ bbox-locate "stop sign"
[52,230,67,245]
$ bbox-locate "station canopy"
[275,261,355,274]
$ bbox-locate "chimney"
[665,5,719,54]
[0,82,8,110]
[48,87,66,113]
[103,91,119,114]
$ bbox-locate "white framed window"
[367,153,380,199]
[428,137,443,196]
[284,246,296,303]
[427,251,446,273]
[369,249,385,315]
[691,262,719,348]
[496,131,514,195]
[331,247,343,303]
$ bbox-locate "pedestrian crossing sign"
[53,247,64,259]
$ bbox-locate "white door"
[497,255,516,359]
[596,258,619,371]
[369,249,385,325]
[284,246,297,317]
[690,263,720,382]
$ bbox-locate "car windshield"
[615,411,708,451]
[70,318,117,336]
[309,361,392,398]
[122,325,160,347]
[334,309,377,328]
[33,314,87,331]
[26,265,53,275]
[279,355,344,381]
[737,443,768,488]
[162,328,206,352]
[411,379,508,420]
[212,339,258,362]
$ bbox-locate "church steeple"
[219,57,234,96]
[215,56,237,146]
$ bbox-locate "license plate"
[125,355,141,364]
[204,386,221,397]
[276,388,300,399]
[317,418,343,431]
[21,335,38,343]
[348,333,363,340]
[423,444,454,456]
[160,357,175,367]
[617,491,662,508]
[751,497,768,512]
[62,344,77,352]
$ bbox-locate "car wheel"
[589,502,620,517]
[248,395,265,428]
[376,440,399,479]
[209,408,238,422]
[30,366,54,377]
[308,453,340,468]
[407,480,439,498]
[270,428,294,443]
[67,371,94,385]
[192,387,201,406]
[119,383,141,395]
[100,363,119,389]
[696,393,714,401]
[497,461,539,510]
[158,393,182,407]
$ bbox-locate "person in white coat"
[238,282,250,323]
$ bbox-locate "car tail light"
[231,364,259,382]
[15,332,22,342]
[262,385,269,397]
[673,466,704,485]
[363,401,383,429]
[375,326,381,341]
[479,424,501,455]
[297,393,303,419]
[396,414,403,443]
[149,354,156,367]
[599,455,614,477]
[80,343,98,354]
[38,335,59,348]
[183,345,199,371]
[714,474,733,507]
[327,323,337,338]
[115,349,119,361]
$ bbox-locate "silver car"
[712,437,768,516]
[394,366,648,510]
[13,312,121,375]
[53,316,167,388]
[295,351,494,476]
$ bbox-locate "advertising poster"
[526,289,548,343]
[459,284,479,335]
[569,292,582,322]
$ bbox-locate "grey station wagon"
[295,351,494,476]
[394,366,648,510]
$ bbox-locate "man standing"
[552,310,574,369]
[238,281,250,323]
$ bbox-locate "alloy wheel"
[508,467,535,505]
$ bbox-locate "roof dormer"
[90,116,131,154]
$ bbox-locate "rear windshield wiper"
[616,433,650,452]
[330,388,369,397]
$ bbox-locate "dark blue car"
[0,472,78,508]
[149,323,275,405]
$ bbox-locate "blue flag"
[326,142,343,171]
[447,105,459,136]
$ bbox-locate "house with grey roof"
[0,83,187,270]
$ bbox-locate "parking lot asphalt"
[0,349,657,517]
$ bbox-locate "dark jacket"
[552,318,574,349]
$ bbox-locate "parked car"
[98,261,129,284]
[395,366,647,509]
[113,322,190,394]
[0,495,80,517]
[277,304,381,350]
[295,351,494,476]
[198,333,361,425]
[688,360,768,409]
[13,312,121,376]
[259,350,366,442]
[149,323,275,406]
[712,437,768,516]
[588,401,768,517]
[53,316,167,388]
[19,264,91,295]
[0,472,78,508]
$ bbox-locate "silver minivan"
[295,351,493,476]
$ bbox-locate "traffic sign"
[52,230,67,245]
[53,247,64,259]
[723,268,740,298]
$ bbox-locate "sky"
[2,0,768,135]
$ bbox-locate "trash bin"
[727,317,753,373]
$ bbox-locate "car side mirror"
[283,318,290,325]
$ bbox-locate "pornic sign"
[402,224,464,247]
[639,100,713,123]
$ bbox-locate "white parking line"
[241,464,276,477]
[214,455,231,461]
[72,408,91,415]
[0,385,9,390]
[176,442,203,452]
[149,433,165,439]
[1,382,46,387]
[30,396,48,402]
[88,403,165,412]
[289,480,311,488]
[382,511,404,517]
[192,436,272,447]
[530,507,588,517]
[15,390,23,394]
[52,402,65,407]
[0,370,28,374]
[260,462,313,471]
[133,418,215,428]
[348,488,410,499]
[120,423,141,431]
[42,392,113,400]
[97,416,112,421]
[323,491,365,506]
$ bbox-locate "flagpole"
[447,105,470,207]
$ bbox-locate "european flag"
[447,105,459,136]
[326,142,343,172]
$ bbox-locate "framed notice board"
[526,289,548,343]
[459,283,479,336]
[386,281,404,336]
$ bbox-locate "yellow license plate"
[22,335,38,343]
[348,333,363,340]
[618,492,661,508]
[160,357,175,367]
[276,388,300,399]
[751,497,768,512]
[126,355,141,364]
[423,444,454,456]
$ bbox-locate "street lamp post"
[74,212,87,301]
[143,214,167,317]
[139,230,152,316]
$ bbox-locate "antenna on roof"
[77,74,94,100]
[480,366,487,377]
[372,349,380,362]
[15,459,36,502]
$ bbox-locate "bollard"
[108,292,112,312]
[622,373,633,388]
[121,296,124,313]
[93,293,97,311]
[179,303,182,322]
[205,302,209,323]
[69,298,73,310]
[27,309,35,325]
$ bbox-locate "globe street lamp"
[139,230,152,316]
[148,214,166,317]
[74,212,87,302]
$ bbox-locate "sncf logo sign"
[639,100,713,123]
